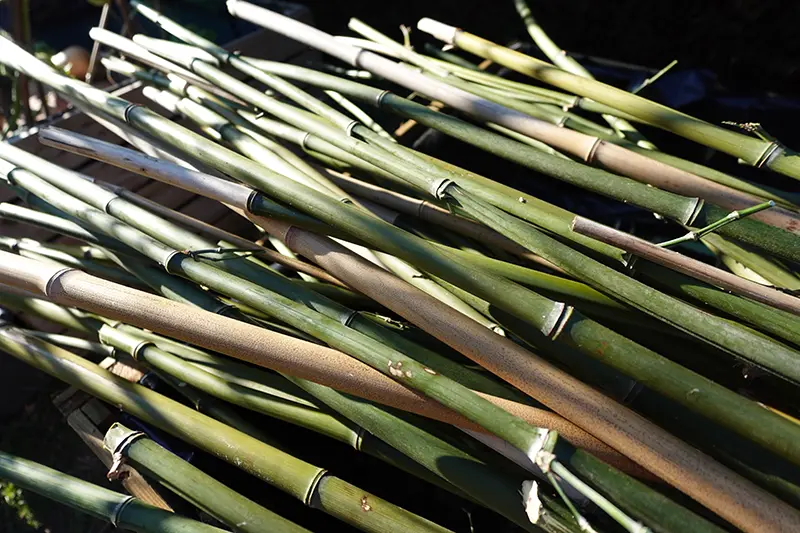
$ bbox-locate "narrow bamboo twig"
[103,423,312,533]
[512,0,655,150]
[0,328,454,533]
[0,449,228,533]
[572,217,800,316]
[659,201,776,248]
[415,17,800,180]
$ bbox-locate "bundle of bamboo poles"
[0,2,798,532]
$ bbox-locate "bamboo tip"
[417,18,457,45]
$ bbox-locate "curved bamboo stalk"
[0,328,453,533]
[415,18,800,181]
[572,216,800,316]
[512,0,654,149]
[0,449,228,533]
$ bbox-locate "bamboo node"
[374,89,391,107]
[430,177,455,199]
[520,480,542,524]
[109,495,135,527]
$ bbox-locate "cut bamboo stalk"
[415,17,800,181]
[103,423,311,533]
[0,328,454,533]
[0,449,228,533]
[37,125,800,465]
[0,252,609,458]
[572,216,800,316]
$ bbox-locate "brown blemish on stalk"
[360,495,371,512]
[596,340,608,356]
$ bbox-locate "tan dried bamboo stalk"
[248,213,800,533]
[572,217,800,316]
[0,251,629,467]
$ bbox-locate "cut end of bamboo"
[521,480,542,524]
[417,18,457,45]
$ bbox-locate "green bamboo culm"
[0,448,227,533]
[6,28,796,533]
[0,328,454,533]
[419,17,800,181]
[0,154,563,493]
[99,329,573,533]
[102,424,311,533]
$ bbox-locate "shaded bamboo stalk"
[102,423,311,533]
[0,327,454,533]
[415,17,800,181]
[0,448,226,533]
[572,216,800,316]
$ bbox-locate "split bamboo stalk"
[0,449,228,533]
[572,216,800,316]
[415,17,800,181]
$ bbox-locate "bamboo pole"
[0,328,453,533]
[0,253,605,457]
[103,424,311,533]
[572,216,800,316]
[2,33,797,530]
[0,449,224,532]
[415,18,800,181]
[36,124,800,467]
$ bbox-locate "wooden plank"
[65,408,173,511]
